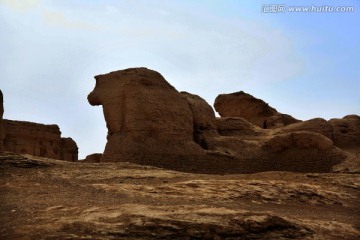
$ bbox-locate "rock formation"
[87,68,206,164]
[88,68,356,173]
[0,90,78,161]
[215,116,359,173]
[2,120,78,161]
[214,91,300,128]
[329,115,360,152]
[216,117,266,137]
[83,153,102,163]
[0,90,4,151]
[279,118,333,139]
[60,137,78,162]
[180,91,219,150]
[277,115,360,155]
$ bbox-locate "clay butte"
[87,67,360,174]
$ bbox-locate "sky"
[1,0,359,159]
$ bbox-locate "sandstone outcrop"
[277,115,360,155]
[87,68,205,164]
[0,90,4,151]
[212,130,345,173]
[60,137,78,162]
[88,68,354,173]
[213,91,359,156]
[214,91,300,128]
[279,118,333,139]
[2,120,78,161]
[0,90,3,119]
[216,116,358,173]
[174,89,348,173]
[0,90,78,161]
[264,113,301,129]
[259,131,346,172]
[329,115,360,151]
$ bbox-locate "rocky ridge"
[87,68,360,173]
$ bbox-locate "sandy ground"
[0,152,359,239]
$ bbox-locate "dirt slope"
[0,152,359,239]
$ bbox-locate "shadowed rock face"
[88,68,355,173]
[87,67,205,163]
[214,91,300,128]
[0,90,3,151]
[180,91,219,150]
[0,90,3,119]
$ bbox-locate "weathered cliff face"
[2,120,78,161]
[88,68,355,173]
[0,90,4,151]
[60,137,78,162]
[214,91,300,128]
[87,67,205,163]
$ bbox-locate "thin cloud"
[0,0,42,12]
[41,9,101,31]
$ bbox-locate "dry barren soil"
[0,152,359,239]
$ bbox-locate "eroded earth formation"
[0,90,78,161]
[1,68,359,240]
[0,90,4,151]
[87,67,360,173]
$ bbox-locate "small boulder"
[83,153,102,163]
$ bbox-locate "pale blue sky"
[1,0,359,158]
